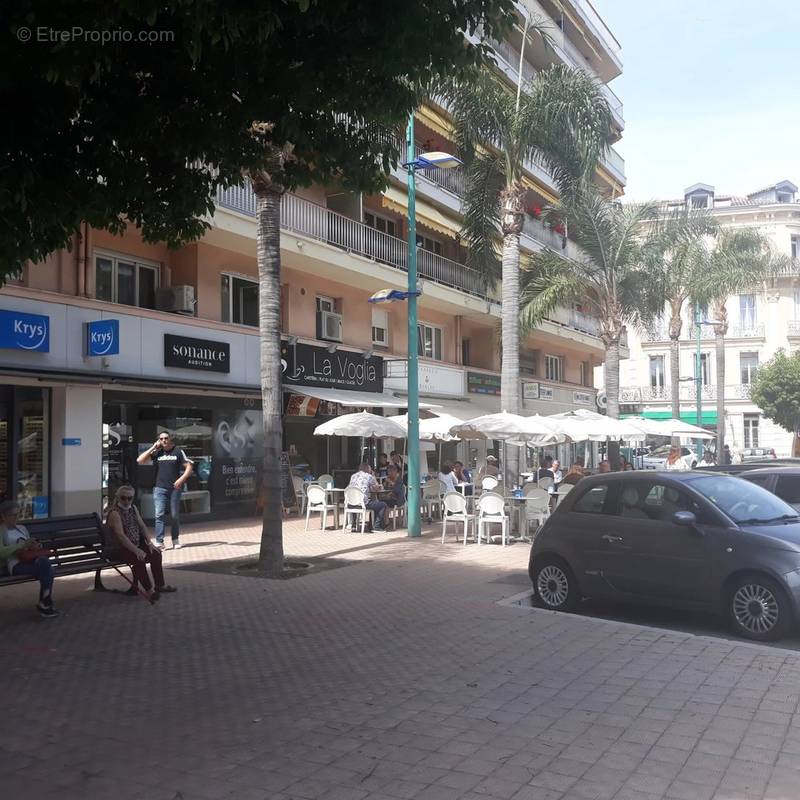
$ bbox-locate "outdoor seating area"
[287,407,714,542]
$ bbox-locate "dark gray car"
[529,472,800,641]
[739,467,800,512]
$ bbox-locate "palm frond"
[520,249,586,333]
[461,151,504,283]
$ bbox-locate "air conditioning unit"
[156,285,196,315]
[317,310,343,342]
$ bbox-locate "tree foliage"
[2,0,515,278]
[750,350,800,434]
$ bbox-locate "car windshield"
[689,475,799,524]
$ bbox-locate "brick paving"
[3,516,800,800]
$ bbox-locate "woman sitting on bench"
[105,485,176,601]
[0,499,58,618]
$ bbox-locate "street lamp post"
[369,117,461,537]
[695,300,702,459]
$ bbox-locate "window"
[743,414,759,448]
[649,355,666,391]
[221,274,259,327]
[316,295,336,313]
[461,338,471,367]
[739,294,757,329]
[740,352,759,385]
[545,354,563,382]
[364,211,398,238]
[794,288,800,320]
[417,322,442,360]
[95,253,158,308]
[371,308,389,347]
[416,234,443,255]
[572,484,609,514]
[775,476,800,510]
[579,361,590,387]
[690,195,707,209]
[520,351,537,377]
[744,475,771,489]
[698,353,711,386]
[792,235,800,260]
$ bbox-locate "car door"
[593,480,714,605]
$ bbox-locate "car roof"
[740,466,800,476]
[580,471,703,485]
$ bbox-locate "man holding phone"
[137,431,193,549]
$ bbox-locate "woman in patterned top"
[105,485,176,600]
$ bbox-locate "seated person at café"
[348,463,388,531]
[385,464,406,509]
[376,452,390,481]
[537,456,554,482]
[598,460,611,473]
[551,459,563,487]
[0,499,59,618]
[560,462,585,485]
[453,461,472,494]
[438,463,459,493]
[477,455,500,481]
[390,451,407,484]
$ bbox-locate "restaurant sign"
[538,385,554,401]
[281,341,383,392]
[467,372,501,396]
[573,390,593,406]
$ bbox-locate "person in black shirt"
[385,464,406,510]
[137,431,193,549]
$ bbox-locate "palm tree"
[648,209,718,422]
[693,228,783,459]
[521,188,662,453]
[444,64,613,483]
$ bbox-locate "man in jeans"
[137,431,193,549]
[347,463,387,531]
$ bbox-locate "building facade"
[0,0,625,520]
[619,180,800,456]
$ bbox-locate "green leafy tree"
[4,0,516,575]
[750,350,800,450]
[443,61,613,483]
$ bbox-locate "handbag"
[16,547,55,563]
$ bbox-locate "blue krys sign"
[86,319,120,356]
[0,309,49,352]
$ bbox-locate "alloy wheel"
[536,564,569,608]
[732,583,780,635]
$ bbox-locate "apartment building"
[620,180,800,456]
[0,0,625,521]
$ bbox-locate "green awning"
[622,410,718,425]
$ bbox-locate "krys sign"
[0,309,49,352]
[85,319,120,356]
[281,341,383,392]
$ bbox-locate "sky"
[596,0,800,202]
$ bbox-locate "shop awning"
[286,385,440,409]
[623,410,718,426]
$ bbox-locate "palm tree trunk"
[669,333,681,427]
[605,336,620,468]
[254,183,285,577]
[713,301,728,461]
[500,187,523,487]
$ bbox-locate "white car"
[641,445,697,470]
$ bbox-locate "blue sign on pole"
[0,309,49,352]
[62,438,82,446]
[86,319,120,356]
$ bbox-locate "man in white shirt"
[348,464,388,530]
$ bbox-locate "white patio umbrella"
[624,416,715,440]
[394,413,463,441]
[313,412,406,439]
[547,409,646,442]
[448,411,562,443]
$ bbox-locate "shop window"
[221,274,259,327]
[545,354,563,383]
[95,252,159,309]
[371,308,389,347]
[417,322,442,360]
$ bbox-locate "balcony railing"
[621,384,753,403]
[788,320,800,337]
[216,185,490,299]
[488,38,537,83]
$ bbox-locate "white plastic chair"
[386,487,407,530]
[342,487,369,534]
[316,473,334,490]
[524,487,551,535]
[480,475,499,493]
[477,491,509,546]
[441,491,475,545]
[422,479,446,521]
[292,476,307,513]
[305,484,336,530]
[556,483,574,506]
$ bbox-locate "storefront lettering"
[282,341,383,392]
[311,352,377,385]
[164,334,231,373]
[0,309,50,352]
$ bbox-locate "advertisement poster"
[211,409,263,505]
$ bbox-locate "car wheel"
[727,573,791,642]
[532,557,579,612]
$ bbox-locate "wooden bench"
[0,513,127,591]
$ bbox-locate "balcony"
[216,185,490,299]
[546,306,601,337]
[620,384,753,404]
[788,320,800,338]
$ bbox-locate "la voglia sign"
[281,340,383,393]
[164,333,230,373]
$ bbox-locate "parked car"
[742,447,777,463]
[529,472,800,641]
[740,467,800,512]
[641,445,697,470]
[697,458,800,476]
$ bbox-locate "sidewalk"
[2,516,800,800]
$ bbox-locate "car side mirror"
[673,510,702,534]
